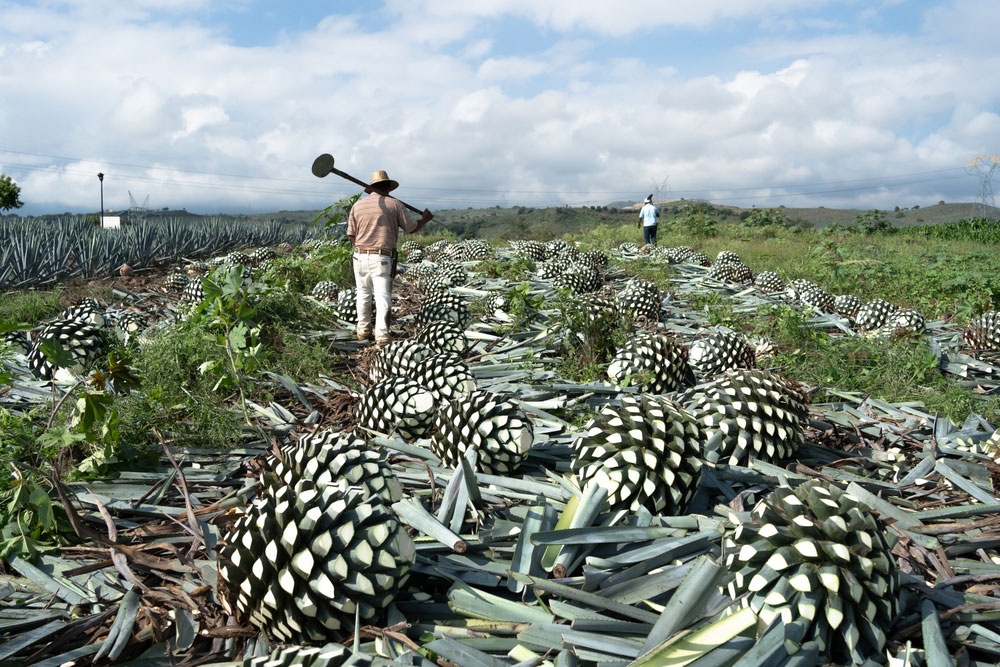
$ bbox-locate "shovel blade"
[311,153,335,178]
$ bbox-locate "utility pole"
[97,172,105,227]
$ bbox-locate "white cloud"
[1,1,996,214]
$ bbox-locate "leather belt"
[355,248,393,256]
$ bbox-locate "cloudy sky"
[1,0,998,215]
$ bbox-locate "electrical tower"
[649,175,669,202]
[965,154,1000,220]
[128,191,150,224]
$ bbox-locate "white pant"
[353,253,393,341]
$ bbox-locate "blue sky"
[1,0,997,215]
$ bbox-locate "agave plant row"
[0,215,318,290]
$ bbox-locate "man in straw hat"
[347,168,434,346]
[637,194,659,246]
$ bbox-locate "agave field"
[3,212,1000,667]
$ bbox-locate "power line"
[0,148,972,208]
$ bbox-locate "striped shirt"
[347,193,419,252]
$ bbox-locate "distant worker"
[637,194,659,246]
[347,169,433,346]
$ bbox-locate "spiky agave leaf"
[217,481,415,643]
[679,368,809,467]
[722,480,899,663]
[430,389,534,474]
[354,377,438,441]
[607,333,693,394]
[274,430,402,503]
[687,329,756,380]
[572,394,702,515]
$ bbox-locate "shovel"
[311,153,428,217]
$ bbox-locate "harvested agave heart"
[216,481,415,643]
[310,281,339,302]
[678,368,809,467]
[273,430,401,503]
[354,377,438,441]
[687,329,756,380]
[430,389,534,474]
[572,393,702,515]
[607,333,693,394]
[27,318,105,381]
[414,321,469,356]
[964,311,1000,351]
[722,480,900,664]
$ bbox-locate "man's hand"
[416,209,434,231]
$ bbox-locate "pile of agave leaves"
[3,236,1000,667]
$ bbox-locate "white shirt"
[639,203,659,227]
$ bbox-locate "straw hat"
[368,169,399,192]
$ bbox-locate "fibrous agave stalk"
[216,481,415,643]
[722,480,900,664]
[572,394,702,515]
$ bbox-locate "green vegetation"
[2,202,1000,557]
[0,173,23,212]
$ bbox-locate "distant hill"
[16,201,996,241]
